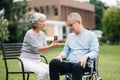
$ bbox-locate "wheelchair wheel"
[85,76,93,80]
[63,77,72,80]
[97,77,103,80]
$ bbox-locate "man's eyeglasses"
[67,21,78,27]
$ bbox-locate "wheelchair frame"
[63,59,103,80]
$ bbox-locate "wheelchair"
[62,59,103,80]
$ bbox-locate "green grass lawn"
[98,44,120,80]
[0,44,120,80]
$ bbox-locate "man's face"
[67,18,80,34]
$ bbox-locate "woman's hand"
[39,41,64,52]
[51,41,64,46]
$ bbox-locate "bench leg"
[6,73,8,80]
[27,73,30,80]
[22,73,26,80]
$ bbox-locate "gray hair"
[30,12,46,28]
[67,12,82,23]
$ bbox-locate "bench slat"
[0,42,48,80]
[1,43,22,57]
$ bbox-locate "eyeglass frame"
[67,20,79,27]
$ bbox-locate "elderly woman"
[19,12,63,80]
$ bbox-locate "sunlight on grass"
[98,44,120,80]
[0,44,120,80]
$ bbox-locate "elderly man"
[49,12,99,80]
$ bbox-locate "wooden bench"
[0,42,48,80]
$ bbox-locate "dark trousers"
[49,59,90,80]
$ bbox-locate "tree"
[0,0,28,42]
[0,0,27,22]
[89,0,108,30]
[102,7,120,44]
[0,19,9,42]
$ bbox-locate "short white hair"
[67,12,82,23]
[30,12,46,24]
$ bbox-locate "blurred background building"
[26,0,95,40]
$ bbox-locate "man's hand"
[77,55,89,68]
[53,55,62,62]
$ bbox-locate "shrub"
[0,19,9,42]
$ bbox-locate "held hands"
[77,55,89,68]
[51,35,64,46]
[39,36,64,52]
[51,40,64,47]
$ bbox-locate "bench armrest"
[40,55,48,64]
[3,57,26,73]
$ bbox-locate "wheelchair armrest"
[87,58,96,61]
[62,58,66,60]
[62,58,97,68]
[87,58,97,68]
[62,58,69,62]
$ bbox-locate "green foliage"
[0,19,9,42]
[0,0,27,22]
[41,29,47,35]
[102,7,120,44]
[0,0,28,42]
[89,0,108,30]
[7,22,30,43]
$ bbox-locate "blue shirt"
[61,29,99,63]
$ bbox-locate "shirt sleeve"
[44,35,48,46]
[86,33,99,59]
[60,36,71,59]
[25,32,43,52]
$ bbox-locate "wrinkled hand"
[77,55,89,68]
[51,40,58,44]
[51,41,64,46]
[53,55,62,62]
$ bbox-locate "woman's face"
[35,17,46,30]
